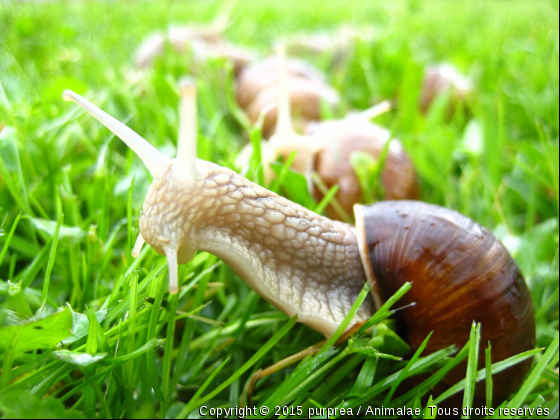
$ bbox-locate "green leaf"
[384,331,433,405]
[0,390,84,419]
[61,306,107,345]
[270,163,316,209]
[347,340,402,361]
[461,119,483,156]
[29,218,85,244]
[349,353,378,396]
[0,125,21,173]
[0,306,72,356]
[51,350,107,366]
[485,342,493,408]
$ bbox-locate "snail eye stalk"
[62,90,170,178]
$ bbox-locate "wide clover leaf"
[0,390,84,419]
[51,350,107,367]
[0,307,72,357]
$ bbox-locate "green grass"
[0,0,558,418]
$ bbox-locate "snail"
[285,25,375,68]
[134,2,254,76]
[420,64,471,113]
[305,114,419,220]
[134,23,224,69]
[238,48,418,221]
[236,54,340,138]
[62,83,534,405]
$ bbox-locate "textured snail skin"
[356,201,535,403]
[140,159,373,336]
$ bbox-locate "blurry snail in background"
[305,116,419,220]
[420,64,472,113]
[235,54,340,138]
[238,47,419,220]
[63,76,535,407]
[134,2,255,76]
[285,25,375,68]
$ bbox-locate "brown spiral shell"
[420,64,471,113]
[307,119,419,220]
[236,56,340,138]
[357,200,535,404]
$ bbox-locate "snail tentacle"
[177,78,198,182]
[63,90,170,178]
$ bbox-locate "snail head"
[63,81,225,293]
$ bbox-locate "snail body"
[63,85,535,405]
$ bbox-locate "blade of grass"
[433,348,543,405]
[462,322,481,419]
[0,212,22,269]
[384,331,433,405]
[486,342,493,408]
[124,272,139,417]
[40,213,63,307]
[423,396,437,419]
[85,304,99,419]
[506,333,559,416]
[318,281,371,355]
[358,282,413,333]
[176,315,298,418]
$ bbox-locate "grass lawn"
[0,0,558,418]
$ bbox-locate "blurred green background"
[0,0,558,418]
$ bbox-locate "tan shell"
[134,26,224,68]
[236,56,339,138]
[134,26,254,75]
[193,42,256,76]
[246,77,340,138]
[308,119,419,220]
[285,25,373,67]
[420,64,471,112]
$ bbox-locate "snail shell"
[356,201,535,403]
[191,41,256,76]
[236,56,340,137]
[420,64,471,113]
[285,25,374,67]
[134,25,224,68]
[307,119,419,220]
[134,26,254,75]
